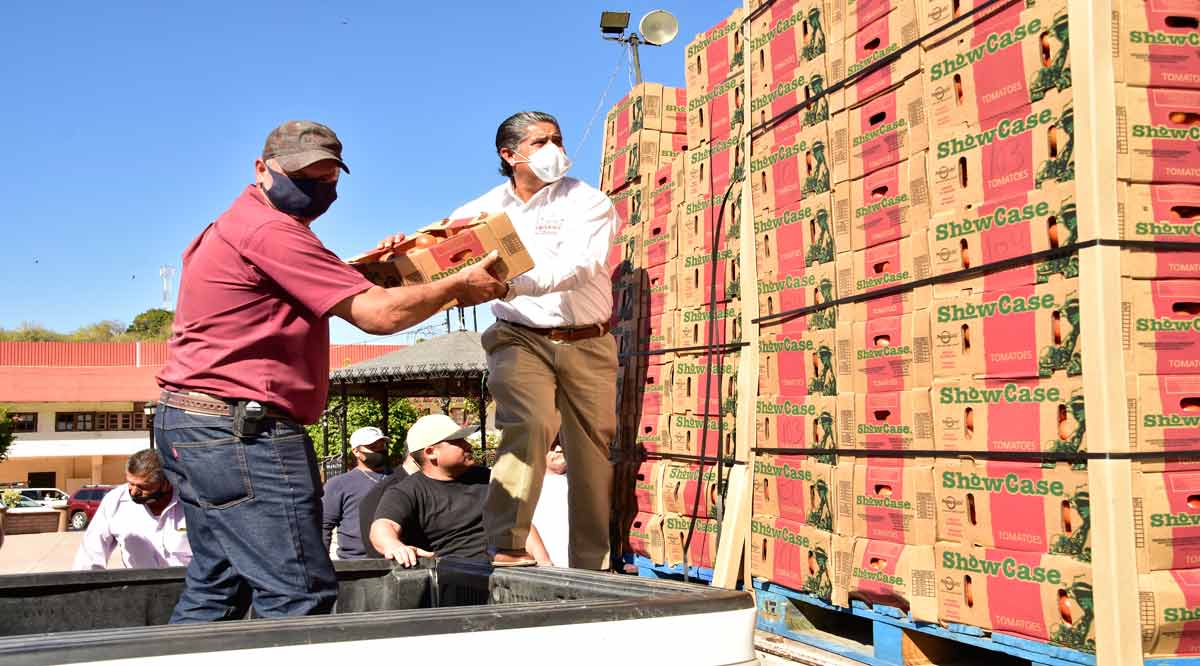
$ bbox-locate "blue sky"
[0,1,727,344]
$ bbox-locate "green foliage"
[1,489,21,509]
[126,309,174,340]
[0,408,13,465]
[0,308,175,342]
[307,397,421,461]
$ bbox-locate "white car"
[17,488,69,509]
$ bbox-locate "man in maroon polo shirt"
[155,120,507,623]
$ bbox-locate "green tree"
[307,397,421,463]
[0,322,65,342]
[67,320,126,342]
[0,408,13,465]
[126,308,174,340]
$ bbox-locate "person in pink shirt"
[154,120,507,623]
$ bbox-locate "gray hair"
[126,448,165,483]
[495,111,560,178]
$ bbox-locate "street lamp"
[600,9,680,84]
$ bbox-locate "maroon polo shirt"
[157,185,373,424]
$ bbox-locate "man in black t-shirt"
[370,415,549,567]
[357,466,408,559]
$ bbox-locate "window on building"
[9,412,37,433]
[55,411,151,432]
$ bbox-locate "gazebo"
[321,331,490,476]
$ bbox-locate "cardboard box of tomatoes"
[348,212,535,307]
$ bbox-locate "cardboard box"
[848,389,935,453]
[662,513,720,568]
[758,326,844,398]
[930,279,1082,380]
[687,72,745,147]
[835,154,930,251]
[1119,85,1200,185]
[756,394,847,464]
[1117,0,1200,90]
[634,412,672,456]
[925,0,1072,137]
[602,130,663,194]
[687,133,746,202]
[749,0,834,85]
[611,276,643,326]
[754,455,841,530]
[847,313,933,393]
[750,121,833,214]
[758,261,840,331]
[1119,183,1200,279]
[678,247,739,307]
[352,213,534,306]
[927,97,1076,211]
[1128,374,1200,461]
[1123,279,1200,376]
[641,210,678,270]
[675,302,744,356]
[603,83,684,151]
[680,188,743,253]
[932,376,1086,454]
[839,0,919,45]
[750,60,834,151]
[839,15,922,111]
[751,517,850,605]
[661,461,722,517]
[935,543,1095,650]
[637,362,672,417]
[627,512,665,564]
[916,0,985,36]
[650,160,687,223]
[686,8,746,95]
[1133,469,1200,573]
[848,539,938,622]
[756,194,845,278]
[610,180,649,229]
[1139,569,1200,657]
[849,461,936,544]
[831,76,929,184]
[634,460,663,514]
[836,237,932,321]
[643,261,678,317]
[669,412,738,460]
[934,459,1091,560]
[670,353,740,417]
[928,187,1080,297]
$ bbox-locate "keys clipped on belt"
[232,401,266,438]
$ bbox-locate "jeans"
[154,405,337,622]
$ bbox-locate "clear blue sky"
[0,1,729,344]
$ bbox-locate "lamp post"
[600,10,679,84]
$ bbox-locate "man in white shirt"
[73,449,191,570]
[450,111,618,569]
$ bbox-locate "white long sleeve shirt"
[531,472,570,567]
[72,484,192,570]
[450,177,618,328]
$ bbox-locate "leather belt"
[159,390,290,419]
[503,320,611,343]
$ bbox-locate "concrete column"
[91,456,103,484]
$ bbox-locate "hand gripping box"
[751,516,851,606]
[670,353,740,417]
[756,194,846,277]
[847,460,936,544]
[1118,183,1200,279]
[756,394,848,464]
[934,459,1091,560]
[1117,0,1200,90]
[670,412,738,460]
[1133,469,1200,572]
[634,412,672,456]
[602,130,664,194]
[928,187,1080,297]
[834,154,930,252]
[750,121,833,214]
[627,512,665,564]
[847,389,936,454]
[935,543,1095,650]
[750,0,835,85]
[831,76,929,184]
[758,262,841,332]
[925,0,1072,136]
[603,83,685,152]
[1127,374,1200,463]
[754,455,846,532]
[687,134,746,202]
[930,279,1082,380]
[835,236,933,321]
[1118,86,1200,185]
[663,513,720,569]
[675,303,743,355]
[634,460,664,514]
[927,98,1076,211]
[687,73,745,147]
[758,326,845,399]
[845,313,934,393]
[686,9,746,98]
[847,539,938,622]
[1139,569,1200,657]
[932,376,1086,455]
[661,461,721,518]
[750,61,834,150]
[1122,278,1200,376]
[838,13,922,112]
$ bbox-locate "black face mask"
[262,166,338,220]
[130,487,167,505]
[360,451,388,470]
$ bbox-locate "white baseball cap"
[405,415,479,451]
[349,426,390,450]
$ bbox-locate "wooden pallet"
[629,554,716,584]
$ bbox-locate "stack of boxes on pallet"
[1114,0,1200,658]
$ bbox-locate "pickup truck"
[0,558,756,665]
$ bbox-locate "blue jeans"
[154,405,337,622]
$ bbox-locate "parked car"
[17,488,69,509]
[66,485,115,531]
[6,496,50,512]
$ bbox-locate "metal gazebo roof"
[328,331,488,398]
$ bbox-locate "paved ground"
[0,532,122,574]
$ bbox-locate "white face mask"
[512,144,572,183]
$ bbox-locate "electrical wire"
[574,47,632,160]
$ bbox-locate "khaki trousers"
[481,321,617,570]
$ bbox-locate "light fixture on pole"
[600,9,679,84]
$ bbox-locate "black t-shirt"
[358,468,409,559]
[373,466,490,561]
